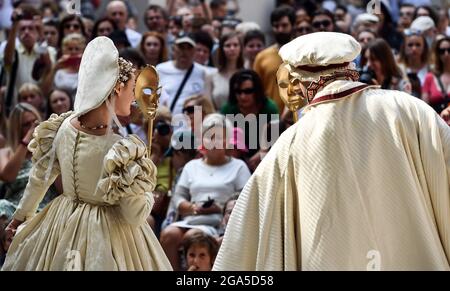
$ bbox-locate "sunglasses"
[182,105,195,114]
[236,88,255,95]
[155,121,171,136]
[312,20,331,29]
[65,23,80,30]
[439,48,450,55]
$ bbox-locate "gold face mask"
[135,65,161,120]
[277,63,307,113]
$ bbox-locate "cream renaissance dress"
[214,80,450,271]
[2,112,172,271]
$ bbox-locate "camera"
[202,198,215,208]
[11,12,24,23]
[358,68,376,85]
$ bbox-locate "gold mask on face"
[277,63,307,113]
[135,65,161,120]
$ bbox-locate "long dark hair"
[433,36,450,75]
[91,17,118,40]
[215,32,244,72]
[367,38,403,80]
[58,14,86,49]
[228,69,267,107]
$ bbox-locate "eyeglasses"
[183,105,195,114]
[65,23,80,30]
[438,48,450,55]
[155,121,171,136]
[236,88,255,95]
[312,20,331,29]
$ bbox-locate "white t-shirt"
[174,157,251,209]
[54,69,78,97]
[125,28,142,48]
[156,61,207,115]
[171,157,251,234]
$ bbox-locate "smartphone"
[202,198,215,208]
[64,56,82,67]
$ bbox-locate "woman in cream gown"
[2,37,172,271]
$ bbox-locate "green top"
[220,98,280,115]
[220,99,280,158]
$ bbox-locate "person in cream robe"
[2,37,172,271]
[213,32,450,271]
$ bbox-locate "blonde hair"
[183,95,216,115]
[62,33,86,50]
[7,103,42,150]
[18,83,43,100]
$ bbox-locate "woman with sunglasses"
[221,69,279,171]
[0,103,58,223]
[398,30,430,98]
[160,114,251,270]
[182,94,216,133]
[57,14,86,50]
[422,36,450,114]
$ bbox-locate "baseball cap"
[175,34,196,47]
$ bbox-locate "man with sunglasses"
[215,32,450,271]
[150,107,175,236]
[397,3,416,34]
[311,9,335,33]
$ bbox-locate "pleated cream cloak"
[213,81,450,271]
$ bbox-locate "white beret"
[279,32,361,69]
[410,16,435,32]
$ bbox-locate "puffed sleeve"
[97,135,156,227]
[14,111,73,221]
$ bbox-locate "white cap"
[410,16,435,32]
[236,22,261,35]
[175,35,196,47]
[354,13,379,26]
[279,32,361,69]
